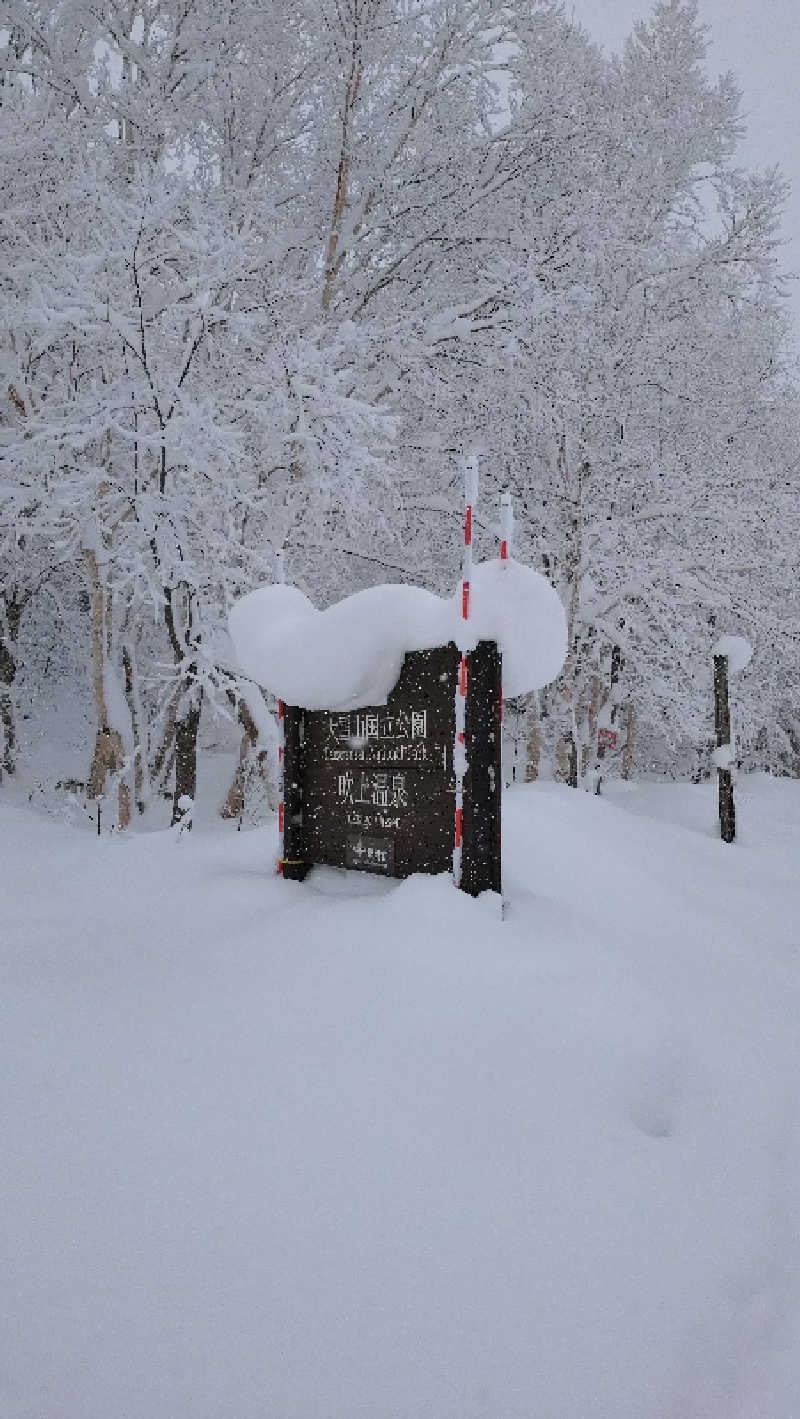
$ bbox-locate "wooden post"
[713,653,735,844]
[461,640,502,897]
[276,699,285,872]
[281,704,309,879]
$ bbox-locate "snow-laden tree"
[1,0,406,818]
[477,0,795,782]
[1,0,798,811]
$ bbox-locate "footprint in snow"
[628,1046,686,1140]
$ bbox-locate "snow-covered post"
[454,456,479,885]
[713,655,735,843]
[712,635,753,844]
[277,698,285,873]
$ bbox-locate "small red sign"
[598,727,618,751]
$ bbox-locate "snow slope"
[3,774,800,1418]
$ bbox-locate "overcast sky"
[566,0,800,337]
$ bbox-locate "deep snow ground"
[3,774,800,1419]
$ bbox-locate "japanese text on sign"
[337,771,409,810]
[322,707,444,767]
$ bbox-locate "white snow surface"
[713,743,735,770]
[228,558,567,708]
[714,634,754,673]
[4,772,800,1419]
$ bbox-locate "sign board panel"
[597,727,618,751]
[282,640,501,895]
[302,642,459,878]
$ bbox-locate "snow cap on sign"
[228,558,567,710]
[713,634,753,674]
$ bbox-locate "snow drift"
[228,558,567,708]
[4,776,800,1419]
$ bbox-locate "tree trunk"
[621,704,636,780]
[171,673,202,827]
[83,548,131,827]
[568,732,578,788]
[0,591,24,778]
[220,698,271,820]
[118,774,131,830]
[152,691,179,797]
[584,672,603,780]
[555,731,578,787]
[322,46,361,311]
[552,435,586,792]
[122,643,147,812]
[87,724,127,810]
[0,691,14,779]
[524,694,541,783]
[84,547,119,800]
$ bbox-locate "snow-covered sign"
[229,562,566,892]
[280,641,502,893]
[598,727,618,752]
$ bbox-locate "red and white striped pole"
[500,490,513,565]
[454,456,479,886]
[277,698,285,874]
[275,546,287,875]
[498,490,513,803]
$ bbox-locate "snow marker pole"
[497,489,513,728]
[454,457,478,886]
[499,493,513,916]
[276,549,287,874]
[713,653,735,843]
[497,492,511,735]
[277,698,285,873]
[500,490,513,565]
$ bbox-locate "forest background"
[1,0,798,828]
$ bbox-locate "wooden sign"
[282,640,501,895]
